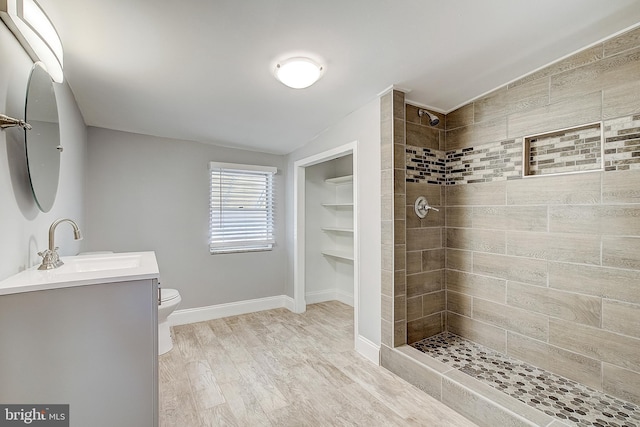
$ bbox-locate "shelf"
[321,203,354,208]
[325,175,353,185]
[321,250,354,261]
[321,227,354,233]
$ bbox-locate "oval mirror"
[25,62,61,212]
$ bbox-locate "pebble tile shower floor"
[411,333,640,427]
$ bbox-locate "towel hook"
[414,196,439,218]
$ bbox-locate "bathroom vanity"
[0,252,159,427]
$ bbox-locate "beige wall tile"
[508,45,603,89]
[422,248,445,272]
[602,299,640,339]
[381,244,393,271]
[407,295,422,322]
[448,312,506,353]
[394,244,406,271]
[394,320,407,347]
[602,236,640,269]
[380,91,392,121]
[550,47,640,103]
[445,249,472,272]
[447,228,506,254]
[407,227,442,251]
[394,295,406,321]
[550,205,640,235]
[549,261,640,305]
[381,269,393,297]
[473,299,548,340]
[602,169,640,203]
[381,193,393,221]
[393,168,405,195]
[423,290,446,316]
[507,91,602,139]
[446,269,506,303]
[405,103,421,125]
[381,319,392,347]
[549,318,640,372]
[446,181,506,206]
[475,78,549,123]
[473,252,547,286]
[407,182,442,207]
[381,295,392,322]
[446,104,474,130]
[446,206,473,228]
[506,231,600,265]
[506,332,602,390]
[604,27,640,57]
[603,80,640,119]
[446,117,508,150]
[447,291,472,317]
[506,172,601,205]
[603,363,640,406]
[407,270,444,297]
[394,194,405,219]
[381,220,393,246]
[394,270,406,296]
[394,219,405,245]
[392,90,405,120]
[406,122,439,150]
[407,313,444,343]
[507,281,601,327]
[473,206,548,231]
[393,118,404,149]
[393,143,405,170]
[380,169,393,196]
[406,251,422,275]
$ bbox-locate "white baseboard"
[169,295,295,326]
[356,335,380,365]
[305,289,354,307]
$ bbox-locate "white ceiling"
[37,0,640,154]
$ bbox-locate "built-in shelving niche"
[523,122,604,177]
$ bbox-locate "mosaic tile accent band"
[412,333,640,427]
[605,114,640,172]
[405,114,640,185]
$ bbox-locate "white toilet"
[158,288,181,355]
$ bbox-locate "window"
[209,162,276,254]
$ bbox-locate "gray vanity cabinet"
[0,279,158,427]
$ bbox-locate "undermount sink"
[65,254,143,273]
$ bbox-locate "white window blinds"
[209,162,276,254]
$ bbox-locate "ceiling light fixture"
[0,0,64,83]
[275,57,323,89]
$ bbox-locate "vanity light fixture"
[0,0,64,83]
[275,57,323,89]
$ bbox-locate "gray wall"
[0,25,86,280]
[286,97,381,345]
[85,127,287,310]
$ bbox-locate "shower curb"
[380,344,569,427]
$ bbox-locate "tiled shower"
[381,25,640,426]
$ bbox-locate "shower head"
[418,109,440,127]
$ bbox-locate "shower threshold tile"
[411,332,640,427]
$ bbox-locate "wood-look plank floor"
[159,301,477,427]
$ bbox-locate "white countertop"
[0,251,160,296]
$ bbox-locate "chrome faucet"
[37,218,83,270]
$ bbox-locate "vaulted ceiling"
[37,0,640,154]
